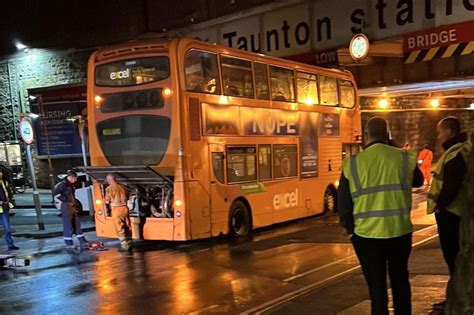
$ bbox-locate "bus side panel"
[318,137,342,181]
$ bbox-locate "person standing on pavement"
[53,170,88,247]
[338,116,423,315]
[104,174,132,250]
[417,144,433,186]
[0,170,19,250]
[427,117,471,310]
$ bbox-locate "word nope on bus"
[110,69,130,80]
[273,188,299,210]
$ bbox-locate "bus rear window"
[339,80,355,108]
[95,57,170,87]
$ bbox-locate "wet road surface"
[0,193,435,315]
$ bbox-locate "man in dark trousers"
[0,169,18,250]
[338,116,423,315]
[427,116,470,310]
[54,170,88,247]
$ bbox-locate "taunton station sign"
[165,0,474,59]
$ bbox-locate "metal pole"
[26,144,44,230]
[38,96,56,203]
[78,118,94,218]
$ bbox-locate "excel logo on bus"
[273,188,299,210]
[109,69,130,80]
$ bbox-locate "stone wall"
[0,48,91,187]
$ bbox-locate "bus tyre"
[229,200,251,237]
[324,187,337,214]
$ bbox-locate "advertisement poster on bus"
[202,103,239,135]
[273,144,298,179]
[300,111,318,178]
[32,101,87,156]
[318,113,340,136]
[240,107,300,136]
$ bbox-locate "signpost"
[19,118,44,230]
[349,34,370,63]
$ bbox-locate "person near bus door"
[105,174,132,250]
[427,116,471,311]
[54,170,88,247]
[417,144,433,186]
[0,169,19,250]
[338,117,423,315]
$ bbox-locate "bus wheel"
[229,200,251,237]
[324,187,337,214]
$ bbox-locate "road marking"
[189,304,220,314]
[242,224,439,315]
[283,224,437,283]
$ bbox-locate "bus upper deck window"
[185,50,221,94]
[254,63,269,100]
[220,56,254,98]
[297,72,319,105]
[339,80,355,108]
[319,76,338,106]
[270,66,295,102]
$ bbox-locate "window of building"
[297,72,319,105]
[339,80,355,108]
[254,63,269,100]
[270,66,295,102]
[221,56,254,97]
[212,152,225,183]
[227,147,257,183]
[258,145,272,181]
[273,145,298,179]
[185,50,220,94]
[319,76,338,106]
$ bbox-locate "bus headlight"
[174,199,182,207]
[162,88,172,97]
[95,199,102,206]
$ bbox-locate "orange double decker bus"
[85,38,361,241]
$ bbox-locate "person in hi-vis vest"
[428,116,471,311]
[338,117,423,315]
[0,169,19,250]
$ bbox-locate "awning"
[359,79,474,97]
[76,166,173,186]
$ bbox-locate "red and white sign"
[404,20,474,53]
[349,34,369,62]
[19,119,34,144]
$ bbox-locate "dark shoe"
[9,212,15,217]
[432,301,445,311]
[8,245,19,250]
[65,240,74,247]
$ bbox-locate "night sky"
[0,0,147,56]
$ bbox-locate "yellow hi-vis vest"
[427,141,471,216]
[342,143,417,239]
[0,180,14,213]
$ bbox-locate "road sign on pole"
[19,118,45,230]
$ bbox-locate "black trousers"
[351,233,412,315]
[435,211,460,275]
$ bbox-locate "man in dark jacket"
[0,169,18,250]
[53,170,88,247]
[427,116,470,311]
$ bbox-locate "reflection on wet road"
[0,194,434,314]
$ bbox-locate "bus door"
[208,144,228,235]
